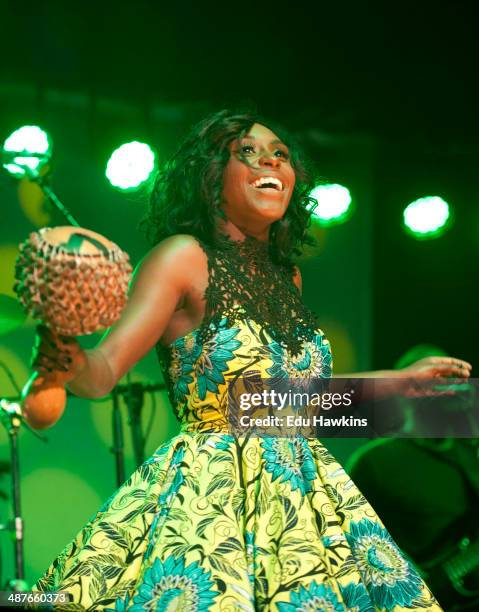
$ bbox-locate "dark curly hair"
[139,109,317,265]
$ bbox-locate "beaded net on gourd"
[14,227,132,336]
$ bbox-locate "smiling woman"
[140,108,317,265]
[222,123,296,239]
[28,108,462,611]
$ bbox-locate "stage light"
[403,196,451,239]
[308,183,352,226]
[2,125,52,177]
[106,141,156,191]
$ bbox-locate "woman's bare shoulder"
[136,234,207,277]
[147,234,205,259]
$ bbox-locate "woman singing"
[29,109,471,610]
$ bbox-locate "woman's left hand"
[397,356,472,398]
[400,356,472,379]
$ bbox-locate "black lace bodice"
[154,233,332,429]
[193,234,319,356]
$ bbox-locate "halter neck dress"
[35,235,442,611]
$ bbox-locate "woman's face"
[222,123,296,230]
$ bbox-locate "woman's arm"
[334,357,471,380]
[68,234,202,398]
[334,370,396,378]
[332,357,471,404]
[28,234,203,421]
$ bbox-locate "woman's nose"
[258,152,280,168]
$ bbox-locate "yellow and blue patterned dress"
[36,235,443,611]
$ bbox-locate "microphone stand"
[109,382,165,486]
[0,401,31,592]
[110,388,126,488]
[125,382,145,468]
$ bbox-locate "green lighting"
[2,125,52,177]
[106,141,156,191]
[403,196,451,239]
[308,183,352,226]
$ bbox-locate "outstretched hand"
[400,356,471,378]
[397,355,472,398]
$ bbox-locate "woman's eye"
[240,145,255,154]
[275,149,289,159]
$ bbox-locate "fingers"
[35,326,77,351]
[427,356,472,372]
[36,325,74,346]
[32,326,78,374]
[33,354,69,374]
[430,365,470,378]
[404,376,468,398]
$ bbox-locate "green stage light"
[106,141,156,191]
[2,125,52,177]
[403,196,451,239]
[308,183,352,226]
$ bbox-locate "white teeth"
[251,176,283,190]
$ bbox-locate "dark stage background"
[0,0,477,586]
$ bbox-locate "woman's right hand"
[22,326,88,429]
[31,325,87,385]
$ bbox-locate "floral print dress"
[35,235,443,611]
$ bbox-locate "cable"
[0,362,21,395]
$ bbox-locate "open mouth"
[250,176,284,191]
